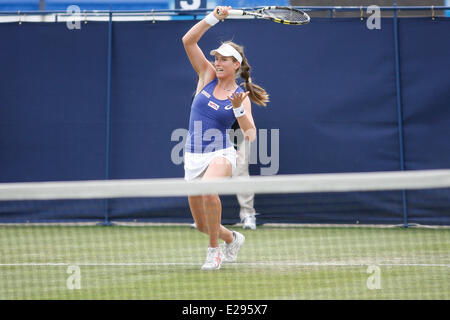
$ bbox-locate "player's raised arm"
[181,6,230,84]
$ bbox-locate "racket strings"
[263,9,309,23]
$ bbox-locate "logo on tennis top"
[201,90,211,98]
[208,101,219,110]
[224,104,233,110]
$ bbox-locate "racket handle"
[216,8,244,17]
[228,9,244,17]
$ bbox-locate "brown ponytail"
[225,42,269,107]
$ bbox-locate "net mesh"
[0,170,449,299]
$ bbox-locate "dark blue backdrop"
[0,18,449,224]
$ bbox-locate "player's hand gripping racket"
[218,6,310,26]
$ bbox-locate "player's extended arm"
[181,7,231,85]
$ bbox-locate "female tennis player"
[182,6,269,270]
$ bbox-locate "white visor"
[210,43,243,64]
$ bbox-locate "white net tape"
[1,169,449,200]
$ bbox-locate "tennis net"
[0,169,449,299]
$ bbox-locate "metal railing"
[0,6,449,17]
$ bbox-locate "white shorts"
[184,147,237,181]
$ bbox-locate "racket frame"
[227,6,310,25]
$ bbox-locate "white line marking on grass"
[1,262,448,268]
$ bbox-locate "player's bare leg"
[188,195,233,244]
[201,157,234,248]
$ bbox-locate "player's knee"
[196,222,208,234]
[202,194,219,207]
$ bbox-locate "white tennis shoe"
[223,231,245,263]
[242,215,256,230]
[201,247,223,270]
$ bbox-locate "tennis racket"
[218,6,310,26]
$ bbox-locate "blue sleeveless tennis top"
[186,78,244,153]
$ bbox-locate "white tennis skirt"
[184,147,237,181]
